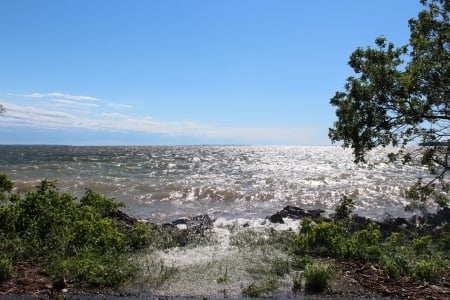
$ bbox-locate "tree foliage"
[329,0,450,208]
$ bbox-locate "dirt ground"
[1,259,450,299]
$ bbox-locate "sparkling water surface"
[0,145,428,222]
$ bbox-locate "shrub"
[414,260,440,283]
[128,222,153,250]
[382,251,412,279]
[0,175,147,287]
[292,218,347,257]
[270,257,290,277]
[304,262,334,293]
[290,256,312,271]
[52,252,138,287]
[0,258,13,282]
[80,188,124,216]
[242,278,279,298]
[333,196,354,222]
[0,174,13,201]
[381,233,412,278]
[347,222,382,262]
[292,271,303,291]
[383,259,402,279]
[412,235,434,255]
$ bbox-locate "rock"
[172,217,189,226]
[171,214,213,232]
[191,214,213,231]
[348,214,372,232]
[268,206,325,223]
[108,209,139,226]
[52,277,67,291]
[175,223,188,230]
[427,207,450,226]
[307,209,325,219]
[279,206,310,219]
[268,212,284,224]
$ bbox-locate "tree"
[0,104,4,114]
[329,0,450,209]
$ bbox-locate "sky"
[0,0,424,146]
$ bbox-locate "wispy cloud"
[23,92,101,102]
[107,102,133,110]
[99,112,129,119]
[0,92,319,144]
[52,99,99,108]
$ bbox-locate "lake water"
[0,145,428,222]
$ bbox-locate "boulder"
[268,212,284,224]
[172,214,213,232]
[268,205,325,223]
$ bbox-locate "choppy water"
[0,145,428,222]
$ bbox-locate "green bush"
[0,175,151,287]
[242,278,279,298]
[292,218,347,257]
[292,271,303,291]
[382,251,412,279]
[290,200,450,288]
[128,222,153,250]
[304,262,334,293]
[0,174,13,201]
[270,257,290,277]
[413,235,434,255]
[383,259,402,279]
[381,233,413,278]
[441,231,450,251]
[290,256,312,271]
[0,258,13,282]
[414,260,440,283]
[333,196,354,222]
[80,188,124,216]
[52,252,138,287]
[347,222,381,262]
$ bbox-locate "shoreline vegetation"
[0,175,449,299]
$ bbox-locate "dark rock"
[437,207,450,221]
[191,214,214,231]
[307,209,325,219]
[279,206,310,219]
[279,206,325,219]
[427,207,450,226]
[268,212,284,224]
[348,214,373,232]
[108,210,139,226]
[171,214,213,232]
[267,206,326,224]
[52,277,67,291]
[172,218,189,226]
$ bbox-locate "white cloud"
[0,96,319,144]
[52,99,99,108]
[23,92,101,102]
[99,112,129,118]
[107,102,133,110]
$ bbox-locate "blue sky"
[0,0,423,145]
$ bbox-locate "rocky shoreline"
[269,205,450,235]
